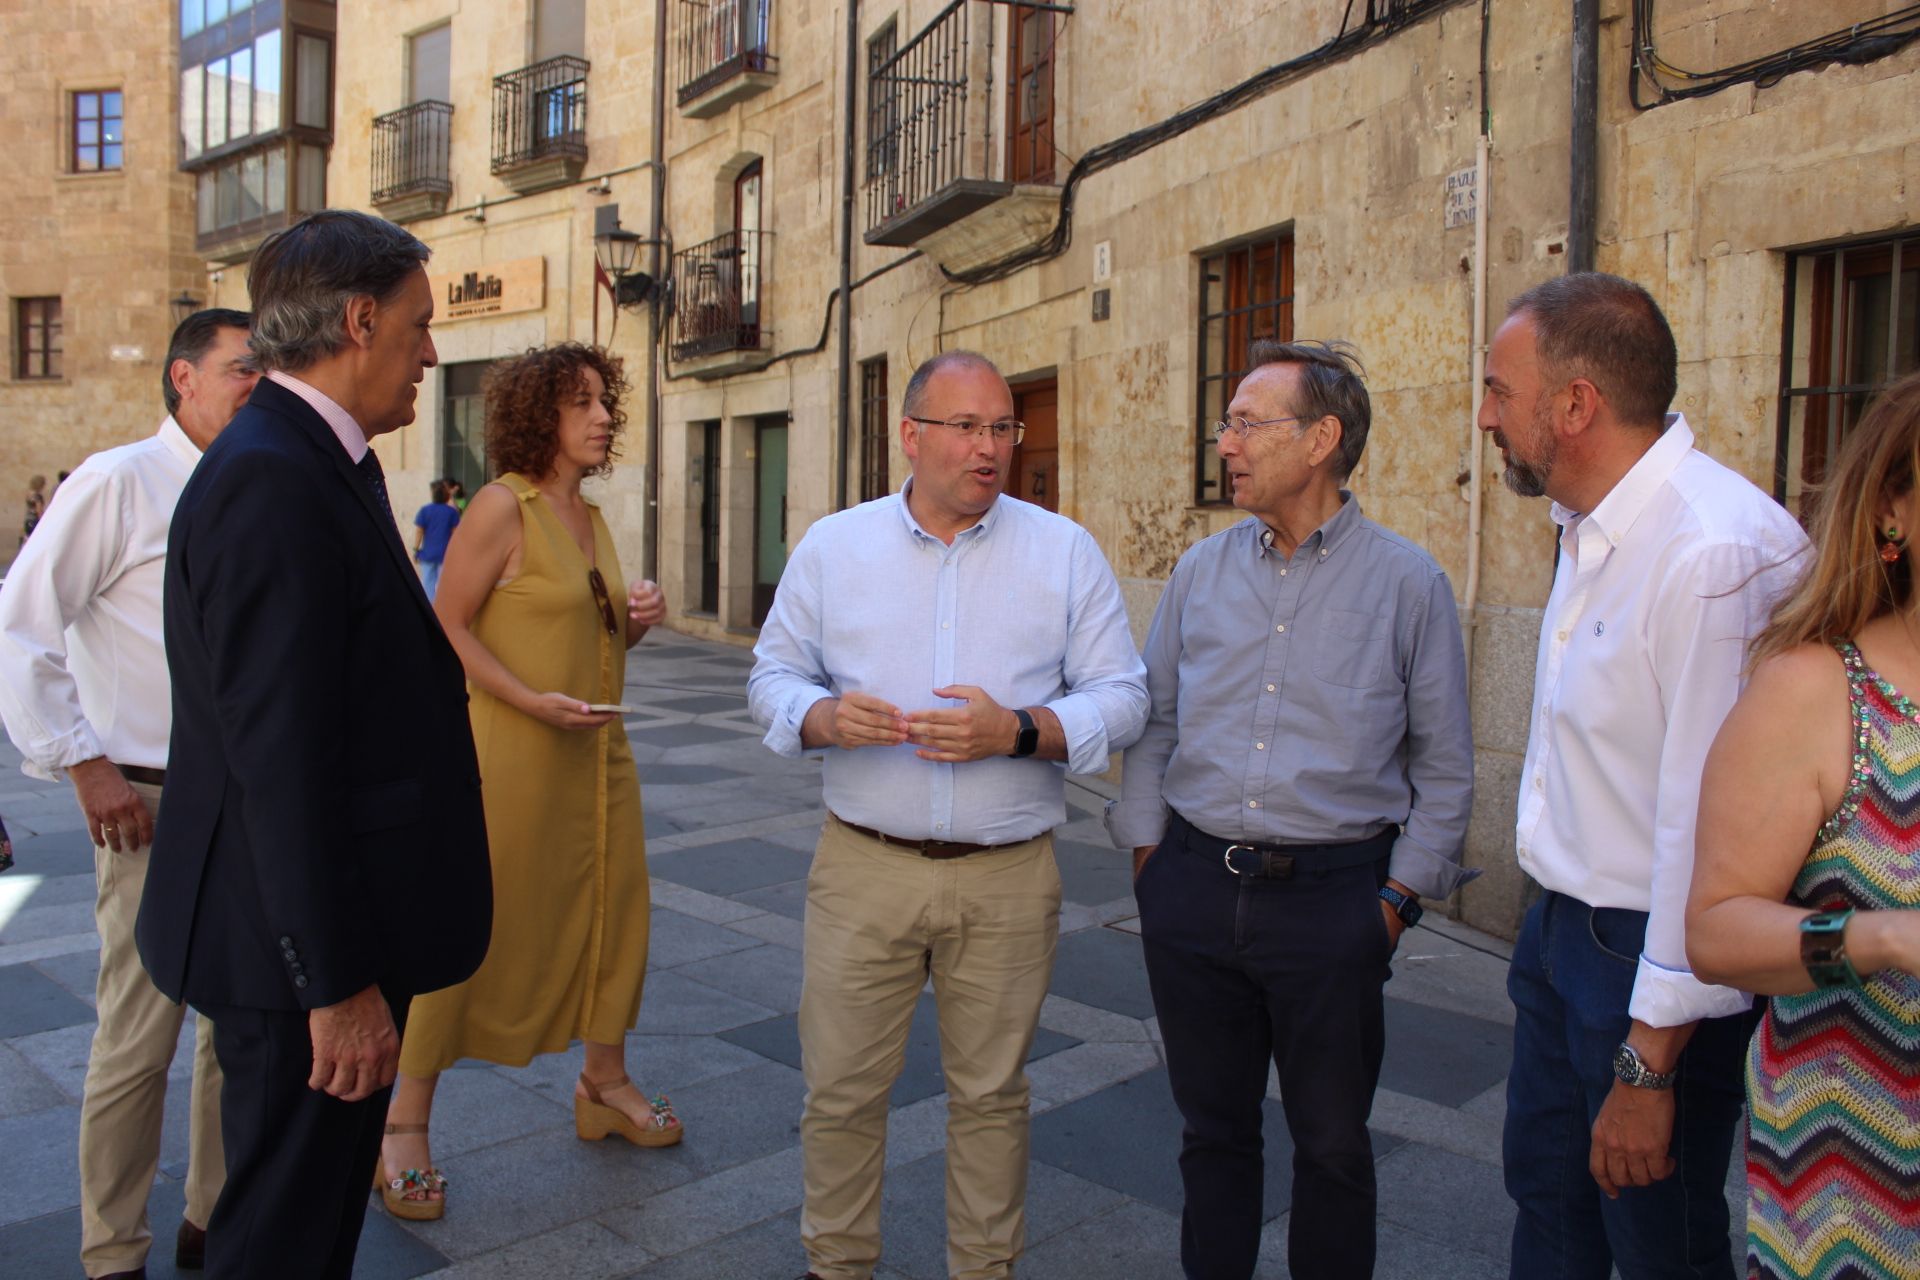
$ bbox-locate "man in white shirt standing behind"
[1480,273,1806,1280]
[0,309,256,1279]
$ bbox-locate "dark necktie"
[356,449,394,523]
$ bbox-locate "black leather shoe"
[176,1218,208,1270]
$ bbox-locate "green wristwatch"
[1800,908,1863,989]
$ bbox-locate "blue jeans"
[1503,892,1753,1280]
[417,558,441,601]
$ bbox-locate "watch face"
[1400,898,1424,928]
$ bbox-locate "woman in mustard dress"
[376,344,681,1220]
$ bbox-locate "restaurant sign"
[432,257,545,321]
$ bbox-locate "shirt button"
[935,822,944,830]
[1275,625,1286,634]
[1265,684,1276,693]
[941,622,950,630]
[1279,568,1288,576]
[1556,630,1569,641]
[1248,800,1260,809]
[1256,742,1265,750]
[1534,777,1545,791]
[1319,549,1329,557]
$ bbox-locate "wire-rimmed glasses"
[907,416,1028,445]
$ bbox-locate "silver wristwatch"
[1612,1042,1677,1091]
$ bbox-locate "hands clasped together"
[817,685,1023,763]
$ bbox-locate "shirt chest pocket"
[1311,608,1390,689]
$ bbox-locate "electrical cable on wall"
[1629,0,1920,108]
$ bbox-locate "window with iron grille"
[1194,232,1294,505]
[15,298,63,381]
[72,91,124,172]
[865,20,897,182]
[1776,232,1920,512]
[859,356,891,503]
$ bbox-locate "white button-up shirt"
[1516,416,1808,1027]
[0,418,204,779]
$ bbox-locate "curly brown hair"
[483,343,630,480]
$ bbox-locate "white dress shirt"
[1516,416,1808,1027]
[749,485,1149,845]
[0,418,204,779]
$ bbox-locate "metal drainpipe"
[1568,0,1598,273]
[836,0,860,512]
[644,0,669,582]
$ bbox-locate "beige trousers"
[799,816,1061,1280]
[79,778,225,1277]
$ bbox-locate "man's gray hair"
[902,349,1004,418]
[245,210,431,374]
[1247,339,1371,478]
[1507,272,1677,430]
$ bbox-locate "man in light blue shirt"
[749,350,1147,1280]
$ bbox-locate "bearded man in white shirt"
[1480,273,1807,1280]
[0,309,256,1279]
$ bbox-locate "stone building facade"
[321,0,1920,936]
[0,2,205,549]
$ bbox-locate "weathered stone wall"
[0,3,202,552]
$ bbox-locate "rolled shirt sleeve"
[1046,528,1149,776]
[748,536,835,758]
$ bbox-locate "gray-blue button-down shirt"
[1106,495,1477,900]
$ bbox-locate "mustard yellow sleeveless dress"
[399,473,651,1073]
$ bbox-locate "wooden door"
[1006,6,1055,184]
[1010,381,1058,513]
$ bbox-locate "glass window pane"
[77,119,99,146]
[207,0,228,20]
[102,117,122,144]
[240,152,265,220]
[230,47,252,139]
[207,56,228,147]
[295,35,329,129]
[217,163,240,227]
[297,143,325,211]
[182,0,205,36]
[181,65,204,160]
[76,93,98,120]
[253,30,282,130]
[75,146,98,172]
[103,92,121,118]
[265,146,286,212]
[198,170,216,232]
[102,144,122,170]
[231,0,251,11]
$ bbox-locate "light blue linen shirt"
[748,485,1149,845]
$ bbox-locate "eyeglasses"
[907,416,1027,445]
[587,568,619,636]
[1212,415,1307,441]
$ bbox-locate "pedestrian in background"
[446,477,468,510]
[20,473,47,546]
[1688,370,1920,1280]
[412,478,460,601]
[381,342,679,1223]
[137,210,493,1280]
[1485,272,1807,1280]
[1111,339,1475,1280]
[0,307,256,1279]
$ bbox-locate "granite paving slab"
[1046,926,1158,1020]
[0,1176,195,1280]
[645,838,814,896]
[875,1149,1131,1280]
[730,876,809,921]
[717,996,1082,1107]
[1378,995,1514,1109]
[642,693,750,714]
[632,763,748,786]
[0,1040,68,1118]
[626,723,761,750]
[0,961,97,1038]
[672,943,806,1015]
[1052,837,1135,907]
[488,1032,772,1109]
[631,970,779,1037]
[1372,1141,1514,1262]
[623,1208,810,1279]
[1013,1201,1186,1280]
[0,1104,83,1227]
[415,1219,655,1279]
[30,946,101,1006]
[643,907,765,971]
[595,1143,803,1258]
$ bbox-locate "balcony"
[862,1,1062,273]
[371,101,453,222]
[676,0,777,118]
[491,56,589,194]
[671,230,773,378]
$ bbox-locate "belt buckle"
[1222,844,1292,879]
[1223,844,1255,876]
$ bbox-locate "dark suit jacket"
[138,377,492,1012]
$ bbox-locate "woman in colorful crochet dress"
[1688,370,1920,1280]
[373,343,682,1221]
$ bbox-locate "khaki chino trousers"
[799,815,1060,1280]
[80,778,225,1276]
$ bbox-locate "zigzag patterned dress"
[1746,641,1920,1280]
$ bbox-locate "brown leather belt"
[115,763,166,787]
[831,813,1031,860]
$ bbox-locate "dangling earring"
[1881,527,1904,564]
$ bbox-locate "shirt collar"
[157,415,203,466]
[1550,414,1694,539]
[1253,490,1363,559]
[267,369,371,462]
[896,476,1001,544]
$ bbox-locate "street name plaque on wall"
[431,257,545,322]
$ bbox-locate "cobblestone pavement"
[0,628,1741,1278]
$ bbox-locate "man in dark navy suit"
[138,210,491,1279]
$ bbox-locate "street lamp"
[593,226,657,310]
[169,291,203,326]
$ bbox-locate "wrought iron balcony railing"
[671,230,770,361]
[371,100,453,204]
[491,55,589,174]
[676,0,777,106]
[863,0,973,242]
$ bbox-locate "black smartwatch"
[1008,708,1039,759]
[1378,884,1423,928]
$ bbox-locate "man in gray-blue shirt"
[1107,339,1475,1280]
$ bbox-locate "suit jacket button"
[293,975,309,989]
[278,936,293,948]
